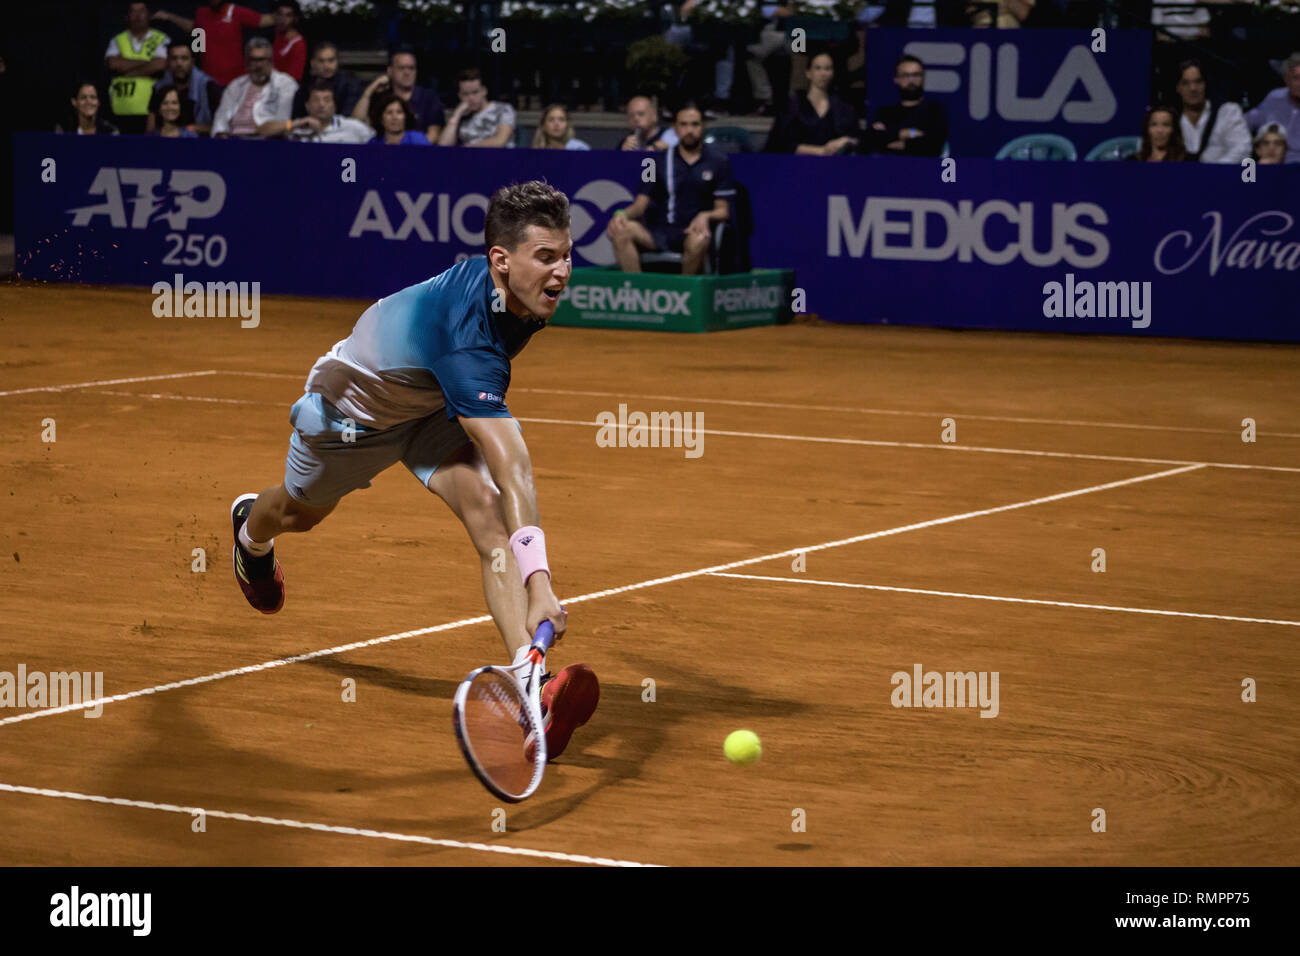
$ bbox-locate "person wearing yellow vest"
[104,1,169,134]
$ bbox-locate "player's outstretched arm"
[460,415,566,639]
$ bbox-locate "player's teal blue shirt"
[303,256,545,430]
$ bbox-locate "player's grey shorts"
[284,392,473,507]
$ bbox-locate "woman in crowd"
[1133,106,1187,162]
[763,51,859,156]
[531,104,590,150]
[1253,121,1287,165]
[369,90,431,145]
[55,82,119,135]
[147,84,198,139]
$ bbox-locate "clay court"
[0,282,1297,866]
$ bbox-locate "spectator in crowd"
[971,0,1035,28]
[1176,60,1251,163]
[1133,106,1188,162]
[353,50,444,143]
[56,82,120,135]
[270,79,372,143]
[605,102,735,275]
[104,1,169,134]
[439,68,515,147]
[869,54,948,156]
[353,50,445,143]
[211,37,298,138]
[148,41,222,135]
[531,104,591,150]
[744,4,796,117]
[369,89,431,145]
[663,1,735,115]
[293,41,361,118]
[146,84,198,138]
[1253,121,1288,164]
[154,1,273,87]
[620,94,677,151]
[272,0,307,82]
[1247,52,1300,164]
[764,50,860,155]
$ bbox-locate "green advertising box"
[551,268,796,332]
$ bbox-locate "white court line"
[0,783,658,867]
[708,572,1300,628]
[512,386,1300,440]
[517,416,1300,474]
[0,370,219,397]
[10,372,1296,443]
[48,390,1300,474]
[228,375,1300,439]
[96,390,268,406]
[221,371,302,379]
[0,462,1203,727]
[0,612,491,727]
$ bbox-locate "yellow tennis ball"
[724,729,762,765]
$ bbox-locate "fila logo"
[906,41,1117,124]
[68,168,227,229]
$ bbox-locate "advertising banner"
[866,28,1152,159]
[15,134,1297,341]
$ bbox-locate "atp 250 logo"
[67,167,230,267]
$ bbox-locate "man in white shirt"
[281,80,371,144]
[1176,59,1251,164]
[212,37,298,138]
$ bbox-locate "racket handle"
[531,620,556,655]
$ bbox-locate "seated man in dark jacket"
[868,53,948,157]
[292,41,362,119]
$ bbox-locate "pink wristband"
[509,526,549,585]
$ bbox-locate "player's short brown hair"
[484,181,570,253]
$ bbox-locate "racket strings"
[460,669,542,798]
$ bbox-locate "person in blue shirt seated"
[369,89,431,146]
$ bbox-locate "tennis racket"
[451,620,557,802]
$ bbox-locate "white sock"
[239,522,273,557]
[511,645,531,670]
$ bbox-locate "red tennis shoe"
[527,664,599,763]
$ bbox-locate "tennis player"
[229,180,598,760]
